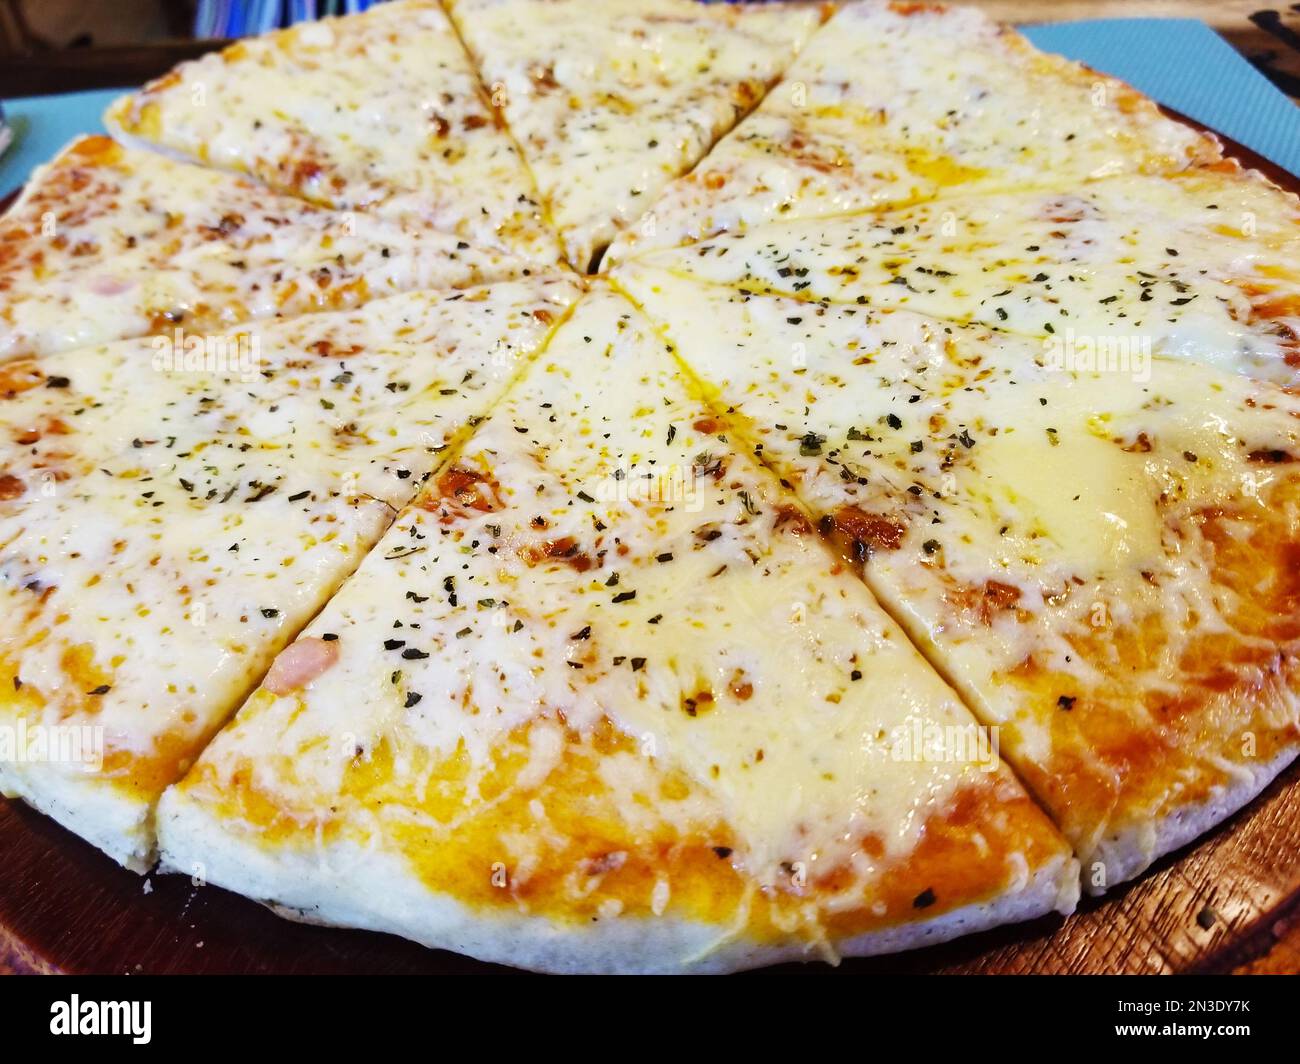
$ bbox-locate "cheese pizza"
[0,135,537,362]
[621,165,1300,388]
[157,285,1076,972]
[617,266,1300,890]
[0,276,576,869]
[445,0,826,270]
[604,1,1223,266]
[105,0,562,265]
[1,0,1298,973]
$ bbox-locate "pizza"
[158,284,1076,971]
[603,1,1224,266]
[2,0,1299,973]
[616,265,1300,891]
[0,135,537,362]
[105,0,562,265]
[445,0,827,270]
[620,165,1300,388]
[0,275,576,869]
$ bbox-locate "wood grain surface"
[2,1,1300,975]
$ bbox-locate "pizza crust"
[0,760,153,872]
[157,787,1078,973]
[1083,747,1298,895]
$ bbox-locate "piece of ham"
[88,275,135,297]
[263,636,338,695]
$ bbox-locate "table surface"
[1,0,1299,976]
[991,0,1300,98]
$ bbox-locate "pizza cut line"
[0,275,578,868]
[602,0,1225,267]
[615,266,1300,893]
[0,0,1298,973]
[158,284,1078,971]
[105,0,564,266]
[445,0,829,271]
[621,165,1300,389]
[0,135,543,362]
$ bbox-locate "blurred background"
[0,1,1298,99]
[0,1,401,95]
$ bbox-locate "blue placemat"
[1,18,1297,200]
[1022,19,1300,178]
[0,88,122,198]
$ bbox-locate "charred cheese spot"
[428,464,503,515]
[830,505,907,555]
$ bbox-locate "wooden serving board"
[4,3,1300,976]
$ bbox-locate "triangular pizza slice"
[105,1,562,265]
[446,0,826,270]
[156,284,1076,973]
[0,275,577,870]
[617,166,1300,388]
[605,1,1221,266]
[0,136,542,361]
[620,266,1300,892]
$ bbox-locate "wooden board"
[3,3,1300,975]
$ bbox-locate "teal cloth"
[1022,19,1300,178]
[1,88,121,198]
[1,18,1297,198]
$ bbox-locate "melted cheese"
[0,136,542,362]
[962,400,1167,578]
[605,1,1218,265]
[166,284,1070,932]
[622,168,1300,386]
[0,275,576,865]
[620,266,1300,879]
[105,1,561,264]
[447,0,823,269]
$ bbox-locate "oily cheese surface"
[622,166,1300,389]
[618,266,1300,890]
[159,285,1075,971]
[604,1,1222,265]
[0,136,539,362]
[446,0,825,269]
[105,1,562,265]
[0,0,1298,973]
[0,276,576,869]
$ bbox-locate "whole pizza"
[1,0,1297,974]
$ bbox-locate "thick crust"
[1082,747,1299,895]
[156,787,1077,974]
[0,761,152,872]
